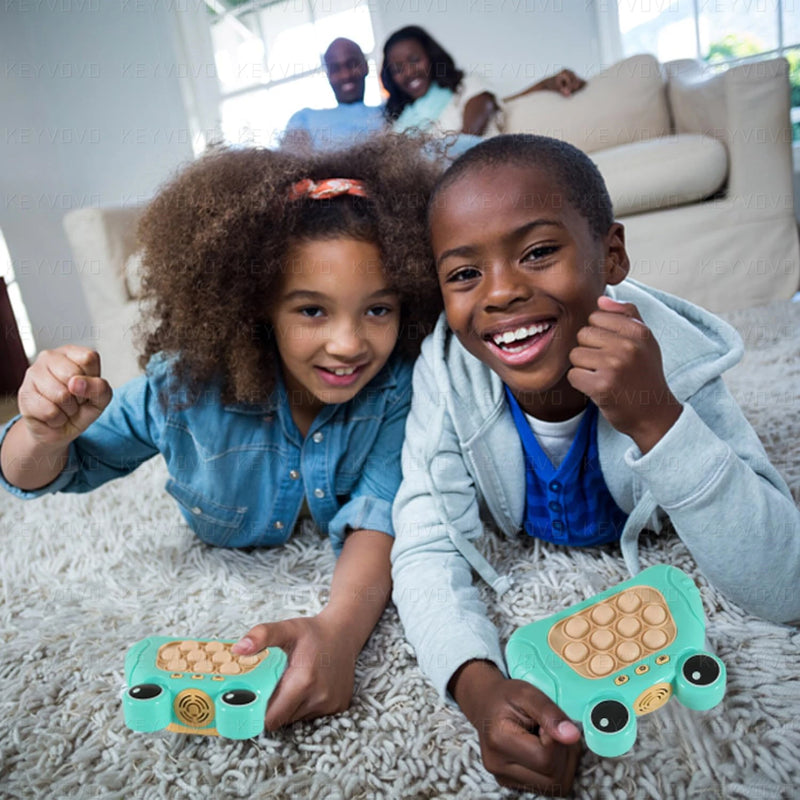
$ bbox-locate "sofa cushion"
[592,134,728,217]
[124,251,145,299]
[503,54,671,154]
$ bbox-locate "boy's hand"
[450,660,582,795]
[18,346,112,448]
[568,295,682,454]
[232,615,357,730]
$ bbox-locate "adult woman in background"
[381,25,585,139]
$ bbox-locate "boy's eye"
[522,245,559,262]
[367,304,395,318]
[445,267,481,284]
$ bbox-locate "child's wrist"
[1,419,70,490]
[449,659,504,718]
[316,605,366,655]
[628,398,682,454]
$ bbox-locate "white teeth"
[332,367,356,376]
[492,322,551,347]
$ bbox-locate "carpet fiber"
[1,300,798,799]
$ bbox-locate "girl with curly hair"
[0,134,442,729]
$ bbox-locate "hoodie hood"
[607,279,743,401]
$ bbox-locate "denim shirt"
[0,354,413,554]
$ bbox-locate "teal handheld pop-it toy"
[123,636,287,739]
[506,565,725,757]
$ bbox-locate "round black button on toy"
[590,700,629,733]
[682,654,721,686]
[221,689,257,706]
[128,684,163,700]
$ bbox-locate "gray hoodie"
[391,279,800,700]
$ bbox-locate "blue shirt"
[284,103,385,151]
[505,388,627,547]
[0,354,413,555]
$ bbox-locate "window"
[0,230,36,360]
[616,0,800,139]
[207,0,382,148]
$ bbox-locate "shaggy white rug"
[1,300,798,800]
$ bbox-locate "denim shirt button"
[273,521,284,530]
[313,488,325,499]
[552,519,564,531]
[289,470,300,480]
[190,506,202,515]
[548,500,563,513]
[312,432,324,443]
[549,481,561,493]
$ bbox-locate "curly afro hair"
[136,133,444,405]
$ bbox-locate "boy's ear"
[602,222,630,286]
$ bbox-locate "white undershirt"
[524,410,586,468]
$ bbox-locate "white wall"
[371,0,604,98]
[0,1,195,352]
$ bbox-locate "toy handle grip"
[124,683,171,733]
[674,652,726,711]
[582,698,637,758]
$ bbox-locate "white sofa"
[503,54,800,313]
[62,205,146,387]
[63,54,799,386]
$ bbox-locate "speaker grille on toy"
[634,682,673,715]
[174,689,214,727]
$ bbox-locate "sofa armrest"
[666,57,794,201]
[62,206,145,321]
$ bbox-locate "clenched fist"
[1,346,112,491]
[17,346,112,446]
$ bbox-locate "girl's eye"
[522,245,559,263]
[298,306,325,318]
[445,267,481,284]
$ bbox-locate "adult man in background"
[282,38,385,151]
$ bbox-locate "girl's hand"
[232,615,359,730]
[450,660,582,795]
[17,345,112,448]
[568,296,682,453]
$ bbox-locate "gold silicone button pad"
[548,586,676,679]
[156,640,268,676]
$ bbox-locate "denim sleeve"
[0,372,163,499]
[327,365,413,556]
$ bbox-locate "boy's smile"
[431,163,628,421]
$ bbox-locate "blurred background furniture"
[62,205,145,387]
[0,277,28,394]
[504,54,800,313]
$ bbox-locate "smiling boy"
[391,134,800,794]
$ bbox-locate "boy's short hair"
[431,134,614,240]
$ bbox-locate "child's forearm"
[319,529,393,655]
[0,419,69,491]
